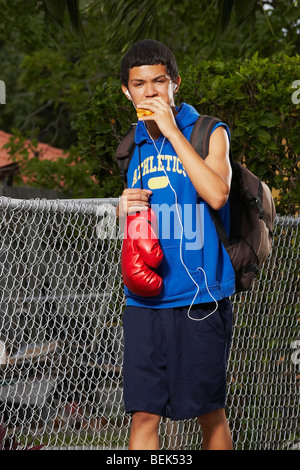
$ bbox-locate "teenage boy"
[117,39,235,450]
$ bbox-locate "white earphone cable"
[144,123,218,321]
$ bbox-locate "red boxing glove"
[121,209,163,297]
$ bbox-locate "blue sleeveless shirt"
[124,102,235,308]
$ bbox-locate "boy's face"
[122,64,180,108]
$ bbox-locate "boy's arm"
[138,97,231,210]
[169,126,231,210]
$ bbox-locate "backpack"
[115,114,276,293]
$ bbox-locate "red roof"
[0,130,67,168]
[0,131,97,191]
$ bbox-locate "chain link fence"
[0,196,298,450]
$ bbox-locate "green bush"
[74,54,300,214]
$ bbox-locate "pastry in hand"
[136,108,154,118]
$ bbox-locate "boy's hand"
[137,97,180,140]
[117,188,152,230]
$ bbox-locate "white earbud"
[173,83,178,91]
[125,90,131,99]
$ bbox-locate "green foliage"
[180,54,300,214]
[0,1,299,207]
[41,0,86,43]
[103,0,300,61]
[74,54,300,213]
[3,131,101,198]
[0,0,115,149]
[71,77,135,197]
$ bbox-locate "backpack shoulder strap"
[115,124,137,186]
[189,115,222,159]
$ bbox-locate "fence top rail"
[0,196,119,217]
[274,214,300,226]
[0,196,298,226]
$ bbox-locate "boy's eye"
[133,78,167,87]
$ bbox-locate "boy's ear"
[122,85,132,100]
[174,76,181,93]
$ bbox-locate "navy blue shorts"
[122,298,233,421]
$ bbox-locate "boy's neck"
[146,121,162,141]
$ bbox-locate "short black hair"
[120,39,179,87]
